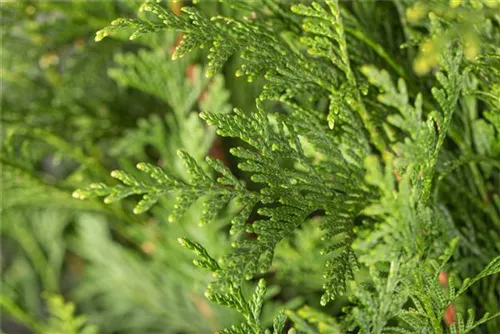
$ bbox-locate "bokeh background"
[1,1,500,333]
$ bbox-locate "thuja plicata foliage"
[2,0,500,333]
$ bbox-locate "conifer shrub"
[1,0,500,333]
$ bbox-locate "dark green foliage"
[2,0,500,333]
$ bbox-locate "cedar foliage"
[1,0,500,333]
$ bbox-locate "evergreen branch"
[73,151,251,224]
[291,1,386,153]
[178,238,289,334]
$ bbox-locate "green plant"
[2,0,500,333]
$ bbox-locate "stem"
[328,0,387,155]
[345,27,406,79]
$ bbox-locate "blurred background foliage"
[1,0,499,333]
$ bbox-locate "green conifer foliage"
[2,0,500,333]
